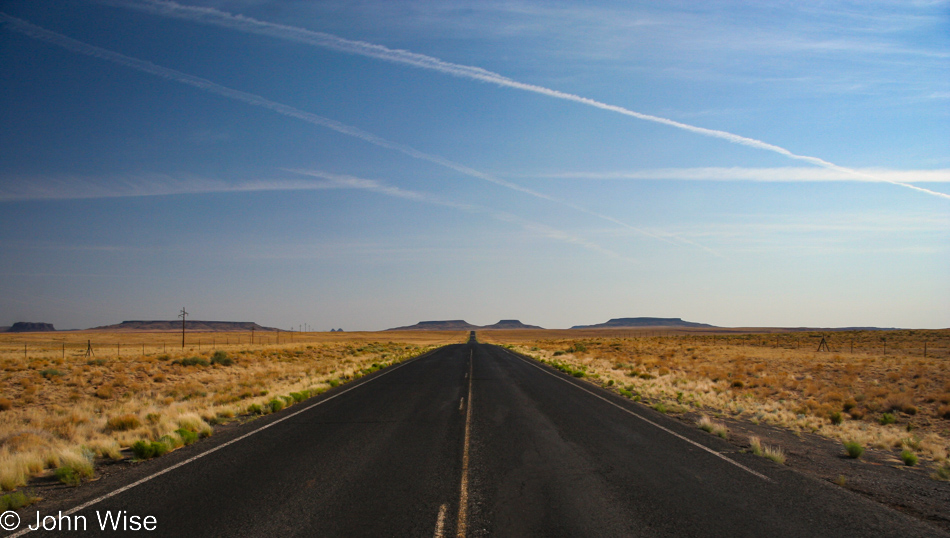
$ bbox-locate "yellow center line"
[456,349,474,537]
[433,503,448,538]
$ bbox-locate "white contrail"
[0,13,713,253]
[520,167,950,183]
[101,0,949,201]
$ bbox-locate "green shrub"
[156,354,171,361]
[160,434,183,450]
[572,371,585,378]
[268,398,285,413]
[933,461,950,481]
[173,356,209,367]
[131,440,155,459]
[553,351,564,356]
[175,428,199,445]
[210,351,233,366]
[653,403,667,414]
[131,440,170,459]
[40,368,64,379]
[619,389,633,398]
[0,491,33,511]
[843,441,864,459]
[247,403,264,415]
[55,466,81,486]
[830,411,843,425]
[290,392,307,403]
[328,379,340,388]
[879,413,896,425]
[900,450,918,466]
[151,441,169,457]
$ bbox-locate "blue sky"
[1,0,947,331]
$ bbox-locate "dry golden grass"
[0,330,465,491]
[481,329,950,464]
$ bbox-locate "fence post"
[117,343,120,358]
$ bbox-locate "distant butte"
[386,319,543,331]
[571,317,716,329]
[89,320,279,332]
[5,322,56,332]
[480,320,544,330]
[386,320,481,331]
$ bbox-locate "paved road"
[6,339,946,537]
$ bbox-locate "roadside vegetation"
[0,331,454,493]
[483,329,950,470]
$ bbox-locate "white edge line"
[5,347,443,538]
[500,348,772,482]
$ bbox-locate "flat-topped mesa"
[571,317,716,329]
[89,320,280,332]
[480,320,544,330]
[386,320,481,331]
[5,322,56,332]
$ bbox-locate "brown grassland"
[480,328,950,470]
[0,330,462,494]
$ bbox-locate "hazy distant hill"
[480,319,544,330]
[571,317,716,329]
[388,319,544,330]
[386,320,481,331]
[89,320,279,332]
[5,322,56,332]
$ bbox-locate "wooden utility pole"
[179,307,189,349]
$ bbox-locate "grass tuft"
[697,415,729,439]
[900,450,918,466]
[843,441,865,459]
[749,435,785,464]
[267,398,285,413]
[105,414,141,432]
[933,461,950,481]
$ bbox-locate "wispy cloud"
[0,165,632,262]
[0,13,714,254]
[100,1,950,201]
[519,167,950,183]
[283,169,633,262]
[0,174,343,201]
